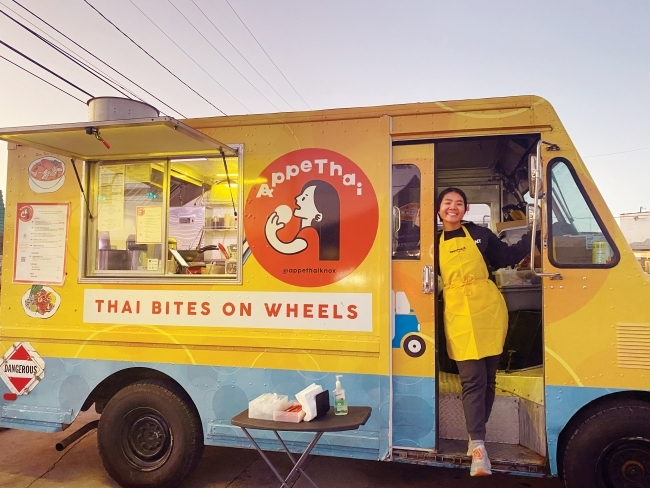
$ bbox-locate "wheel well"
[81,367,196,416]
[556,390,650,478]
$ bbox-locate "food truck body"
[0,95,648,488]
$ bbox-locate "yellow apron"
[439,226,508,361]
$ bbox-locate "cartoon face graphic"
[245,149,378,287]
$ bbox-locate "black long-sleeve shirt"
[439,222,531,271]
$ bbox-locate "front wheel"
[98,380,204,488]
[562,400,650,488]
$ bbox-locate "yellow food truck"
[0,95,648,488]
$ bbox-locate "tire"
[562,400,650,488]
[403,334,426,357]
[97,380,204,488]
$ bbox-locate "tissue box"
[273,402,306,423]
[248,393,289,420]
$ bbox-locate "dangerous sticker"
[0,342,45,395]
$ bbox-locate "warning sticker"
[0,342,45,395]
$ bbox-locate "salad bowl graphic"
[22,285,61,319]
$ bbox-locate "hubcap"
[121,408,173,471]
[598,438,650,487]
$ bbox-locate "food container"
[273,402,306,423]
[248,393,290,420]
[499,285,542,311]
[494,268,541,287]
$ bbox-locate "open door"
[390,143,436,450]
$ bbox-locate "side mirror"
[526,203,540,230]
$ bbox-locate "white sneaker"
[470,445,492,477]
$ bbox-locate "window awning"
[0,117,237,160]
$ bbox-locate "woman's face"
[438,191,467,228]
[294,185,322,225]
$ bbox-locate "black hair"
[303,180,340,261]
[437,187,468,209]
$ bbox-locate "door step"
[439,393,520,444]
[393,439,547,475]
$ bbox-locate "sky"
[0,0,649,218]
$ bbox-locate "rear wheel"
[98,380,204,488]
[562,401,650,488]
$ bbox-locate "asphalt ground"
[0,410,564,488]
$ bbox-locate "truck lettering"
[347,305,358,319]
[287,303,298,317]
[333,304,343,319]
[240,302,252,317]
[265,303,282,317]
[256,183,274,198]
[223,302,235,316]
[201,302,210,315]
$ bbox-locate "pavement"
[0,410,564,488]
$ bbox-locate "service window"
[85,152,242,280]
[392,164,421,260]
[548,159,619,267]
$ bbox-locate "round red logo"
[244,149,378,287]
[18,205,34,222]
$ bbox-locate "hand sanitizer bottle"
[334,375,348,415]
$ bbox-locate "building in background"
[620,210,650,272]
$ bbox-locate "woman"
[437,187,530,477]
[265,180,340,260]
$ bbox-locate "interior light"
[170,157,208,162]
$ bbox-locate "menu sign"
[14,203,70,285]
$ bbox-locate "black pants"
[456,355,500,441]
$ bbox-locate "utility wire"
[0,7,132,98]
[83,0,226,115]
[189,0,295,111]
[167,0,281,112]
[225,0,310,110]
[584,146,650,158]
[0,37,93,97]
[2,0,149,105]
[0,53,86,103]
[10,0,186,117]
[127,0,249,114]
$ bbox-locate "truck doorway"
[433,134,546,470]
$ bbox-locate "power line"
[584,146,650,158]
[3,0,149,105]
[83,0,226,116]
[225,0,310,110]
[189,0,295,111]
[0,7,132,98]
[127,0,248,113]
[0,54,86,103]
[167,0,282,112]
[0,37,93,97]
[10,0,186,117]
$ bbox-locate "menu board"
[14,203,70,285]
[97,165,125,232]
[136,206,162,244]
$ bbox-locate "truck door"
[390,143,436,450]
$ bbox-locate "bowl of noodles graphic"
[28,157,65,191]
[22,285,61,319]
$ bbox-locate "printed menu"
[14,203,70,285]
